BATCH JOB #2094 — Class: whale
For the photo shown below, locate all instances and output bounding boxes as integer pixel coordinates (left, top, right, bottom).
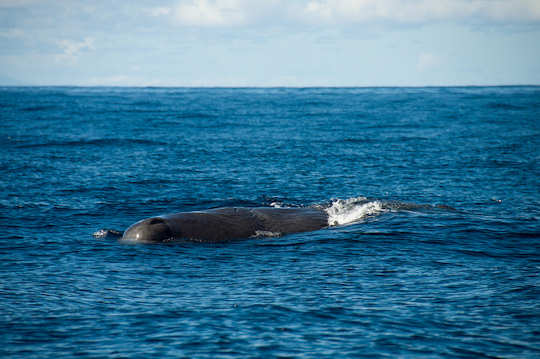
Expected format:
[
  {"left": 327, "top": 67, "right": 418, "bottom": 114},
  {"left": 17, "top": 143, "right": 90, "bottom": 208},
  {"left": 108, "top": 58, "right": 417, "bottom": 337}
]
[
  {"left": 92, "top": 198, "right": 459, "bottom": 242},
  {"left": 115, "top": 207, "right": 329, "bottom": 243}
]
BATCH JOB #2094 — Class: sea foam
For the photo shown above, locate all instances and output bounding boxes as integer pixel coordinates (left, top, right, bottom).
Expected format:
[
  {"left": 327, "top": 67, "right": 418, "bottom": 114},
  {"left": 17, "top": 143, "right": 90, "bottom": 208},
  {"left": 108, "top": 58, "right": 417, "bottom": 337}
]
[{"left": 325, "top": 197, "right": 385, "bottom": 226}]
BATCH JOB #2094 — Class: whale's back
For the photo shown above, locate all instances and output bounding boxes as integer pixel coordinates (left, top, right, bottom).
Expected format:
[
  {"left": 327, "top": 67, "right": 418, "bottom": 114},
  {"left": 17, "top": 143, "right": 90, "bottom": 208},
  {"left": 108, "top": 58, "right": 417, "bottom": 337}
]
[
  {"left": 250, "top": 207, "right": 328, "bottom": 235},
  {"left": 162, "top": 207, "right": 260, "bottom": 242},
  {"left": 159, "top": 207, "right": 329, "bottom": 242}
]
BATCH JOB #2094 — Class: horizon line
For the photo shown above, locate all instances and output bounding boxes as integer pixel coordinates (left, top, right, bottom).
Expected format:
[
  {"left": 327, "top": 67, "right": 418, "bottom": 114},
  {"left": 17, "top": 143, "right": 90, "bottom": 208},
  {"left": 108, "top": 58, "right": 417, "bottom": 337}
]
[{"left": 1, "top": 84, "right": 539, "bottom": 89}]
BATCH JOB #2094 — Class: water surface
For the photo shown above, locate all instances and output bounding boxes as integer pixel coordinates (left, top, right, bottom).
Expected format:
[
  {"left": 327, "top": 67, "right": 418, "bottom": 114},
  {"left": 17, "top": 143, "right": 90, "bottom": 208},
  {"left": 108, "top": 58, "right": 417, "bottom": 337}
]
[{"left": 1, "top": 87, "right": 539, "bottom": 358}]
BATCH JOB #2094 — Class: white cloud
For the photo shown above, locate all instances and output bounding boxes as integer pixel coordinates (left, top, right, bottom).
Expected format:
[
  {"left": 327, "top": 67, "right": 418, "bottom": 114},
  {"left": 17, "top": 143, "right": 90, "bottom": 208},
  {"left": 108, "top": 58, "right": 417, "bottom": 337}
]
[
  {"left": 56, "top": 37, "right": 94, "bottom": 63},
  {"left": 302, "top": 0, "right": 540, "bottom": 24},
  {"left": 161, "top": 0, "right": 540, "bottom": 26},
  {"left": 166, "top": 0, "right": 302, "bottom": 26},
  {"left": 174, "top": 0, "right": 248, "bottom": 26}
]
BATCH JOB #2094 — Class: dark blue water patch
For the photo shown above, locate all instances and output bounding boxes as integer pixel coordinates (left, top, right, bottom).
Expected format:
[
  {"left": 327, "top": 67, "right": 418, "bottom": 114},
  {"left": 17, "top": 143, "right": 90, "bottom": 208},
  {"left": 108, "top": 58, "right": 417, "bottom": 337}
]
[
  {"left": 20, "top": 104, "right": 59, "bottom": 112},
  {"left": 486, "top": 102, "right": 525, "bottom": 110},
  {"left": 16, "top": 138, "right": 167, "bottom": 149},
  {"left": 1, "top": 86, "right": 539, "bottom": 358},
  {"left": 507, "top": 231, "right": 540, "bottom": 239},
  {"left": 174, "top": 112, "right": 217, "bottom": 119}
]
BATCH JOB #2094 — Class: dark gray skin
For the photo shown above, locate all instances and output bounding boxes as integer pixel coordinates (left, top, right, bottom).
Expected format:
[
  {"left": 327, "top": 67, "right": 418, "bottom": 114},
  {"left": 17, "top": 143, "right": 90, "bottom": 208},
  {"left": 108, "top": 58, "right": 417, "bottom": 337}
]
[{"left": 121, "top": 207, "right": 329, "bottom": 243}]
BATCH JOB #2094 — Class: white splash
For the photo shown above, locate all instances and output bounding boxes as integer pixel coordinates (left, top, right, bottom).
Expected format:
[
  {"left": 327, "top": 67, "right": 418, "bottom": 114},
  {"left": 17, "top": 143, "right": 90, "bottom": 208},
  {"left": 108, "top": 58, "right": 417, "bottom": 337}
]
[
  {"left": 325, "top": 197, "right": 385, "bottom": 226},
  {"left": 92, "top": 229, "right": 108, "bottom": 238}
]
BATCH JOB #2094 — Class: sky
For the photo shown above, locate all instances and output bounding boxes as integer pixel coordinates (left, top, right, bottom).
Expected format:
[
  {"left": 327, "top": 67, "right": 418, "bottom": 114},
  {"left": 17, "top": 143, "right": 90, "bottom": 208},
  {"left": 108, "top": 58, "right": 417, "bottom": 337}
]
[{"left": 1, "top": 0, "right": 540, "bottom": 86}]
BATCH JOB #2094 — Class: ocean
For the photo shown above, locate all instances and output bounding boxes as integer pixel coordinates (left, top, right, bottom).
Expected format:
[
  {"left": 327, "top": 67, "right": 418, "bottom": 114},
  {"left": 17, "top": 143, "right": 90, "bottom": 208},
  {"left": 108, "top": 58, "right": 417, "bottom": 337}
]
[{"left": 1, "top": 86, "right": 539, "bottom": 358}]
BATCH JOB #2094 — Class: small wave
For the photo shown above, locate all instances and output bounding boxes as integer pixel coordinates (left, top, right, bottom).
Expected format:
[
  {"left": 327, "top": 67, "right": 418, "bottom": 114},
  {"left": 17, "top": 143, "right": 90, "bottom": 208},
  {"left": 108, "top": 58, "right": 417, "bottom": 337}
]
[
  {"left": 130, "top": 100, "right": 163, "bottom": 107},
  {"left": 299, "top": 100, "right": 332, "bottom": 107},
  {"left": 486, "top": 102, "right": 523, "bottom": 110},
  {"left": 325, "top": 197, "right": 385, "bottom": 226},
  {"left": 456, "top": 249, "right": 505, "bottom": 259},
  {"left": 342, "top": 137, "right": 378, "bottom": 144},
  {"left": 17, "top": 138, "right": 166, "bottom": 148},
  {"left": 21, "top": 105, "right": 57, "bottom": 112},
  {"left": 175, "top": 112, "right": 216, "bottom": 119}
]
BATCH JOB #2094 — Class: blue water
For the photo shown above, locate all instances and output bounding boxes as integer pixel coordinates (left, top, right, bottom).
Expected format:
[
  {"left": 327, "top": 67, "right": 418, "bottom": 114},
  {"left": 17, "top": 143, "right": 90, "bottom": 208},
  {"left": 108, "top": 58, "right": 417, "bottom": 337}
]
[{"left": 1, "top": 87, "right": 539, "bottom": 358}]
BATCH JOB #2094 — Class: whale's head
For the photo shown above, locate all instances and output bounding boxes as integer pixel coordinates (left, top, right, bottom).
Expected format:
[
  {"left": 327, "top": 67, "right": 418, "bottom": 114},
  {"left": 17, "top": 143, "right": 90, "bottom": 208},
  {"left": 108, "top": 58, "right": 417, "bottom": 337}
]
[{"left": 122, "top": 217, "right": 173, "bottom": 242}]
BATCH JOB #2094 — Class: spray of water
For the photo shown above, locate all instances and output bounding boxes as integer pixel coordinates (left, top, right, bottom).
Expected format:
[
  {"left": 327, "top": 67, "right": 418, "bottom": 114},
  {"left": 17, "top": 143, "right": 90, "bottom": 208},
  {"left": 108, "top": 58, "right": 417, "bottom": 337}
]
[{"left": 324, "top": 197, "right": 385, "bottom": 226}]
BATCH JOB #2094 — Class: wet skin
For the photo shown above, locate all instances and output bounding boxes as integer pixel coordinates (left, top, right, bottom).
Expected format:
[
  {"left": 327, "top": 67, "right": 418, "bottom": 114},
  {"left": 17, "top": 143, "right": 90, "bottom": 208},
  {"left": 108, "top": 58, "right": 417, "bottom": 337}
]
[{"left": 122, "top": 207, "right": 329, "bottom": 242}]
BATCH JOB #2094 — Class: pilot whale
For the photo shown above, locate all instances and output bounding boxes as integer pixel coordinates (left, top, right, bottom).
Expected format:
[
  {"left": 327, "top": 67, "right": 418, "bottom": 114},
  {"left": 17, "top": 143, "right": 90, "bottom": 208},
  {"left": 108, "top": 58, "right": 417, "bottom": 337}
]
[{"left": 115, "top": 207, "right": 329, "bottom": 243}]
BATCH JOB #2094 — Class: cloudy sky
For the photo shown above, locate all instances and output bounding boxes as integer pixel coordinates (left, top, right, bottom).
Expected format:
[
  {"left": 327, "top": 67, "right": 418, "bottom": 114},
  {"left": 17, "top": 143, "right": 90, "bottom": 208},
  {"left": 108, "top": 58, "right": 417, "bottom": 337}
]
[{"left": 1, "top": 0, "right": 539, "bottom": 86}]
